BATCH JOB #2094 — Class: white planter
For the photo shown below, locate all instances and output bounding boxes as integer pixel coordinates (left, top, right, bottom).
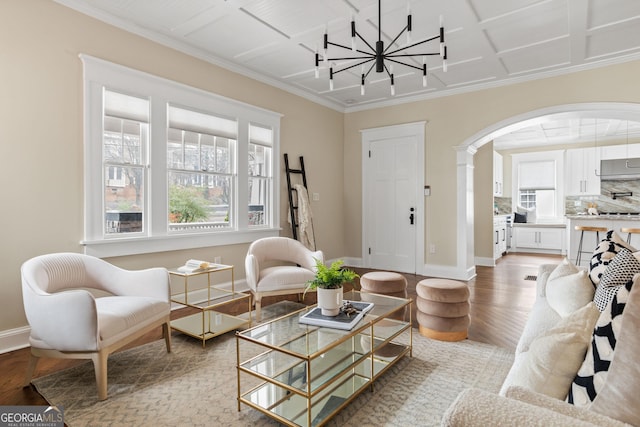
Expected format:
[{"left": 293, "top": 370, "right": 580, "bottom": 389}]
[{"left": 317, "top": 287, "right": 343, "bottom": 316}]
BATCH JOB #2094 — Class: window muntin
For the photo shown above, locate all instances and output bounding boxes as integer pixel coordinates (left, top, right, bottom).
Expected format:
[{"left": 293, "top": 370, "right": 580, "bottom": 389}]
[
  {"left": 248, "top": 124, "right": 273, "bottom": 227},
  {"left": 102, "top": 91, "right": 148, "bottom": 235}
]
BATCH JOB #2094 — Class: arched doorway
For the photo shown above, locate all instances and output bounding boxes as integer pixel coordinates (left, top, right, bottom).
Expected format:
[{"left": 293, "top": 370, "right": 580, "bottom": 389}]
[{"left": 455, "top": 102, "right": 640, "bottom": 277}]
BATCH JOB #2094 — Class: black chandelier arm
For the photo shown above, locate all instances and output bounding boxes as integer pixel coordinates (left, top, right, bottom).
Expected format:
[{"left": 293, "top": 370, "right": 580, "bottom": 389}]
[
  {"left": 327, "top": 40, "right": 376, "bottom": 57},
  {"left": 331, "top": 58, "right": 376, "bottom": 75},
  {"left": 384, "top": 57, "right": 425, "bottom": 72},
  {"left": 356, "top": 31, "right": 377, "bottom": 54},
  {"left": 386, "top": 52, "right": 442, "bottom": 59},
  {"left": 384, "top": 26, "right": 409, "bottom": 54},
  {"left": 326, "top": 55, "right": 375, "bottom": 62},
  {"left": 363, "top": 61, "right": 376, "bottom": 79},
  {"left": 385, "top": 34, "right": 442, "bottom": 56}
]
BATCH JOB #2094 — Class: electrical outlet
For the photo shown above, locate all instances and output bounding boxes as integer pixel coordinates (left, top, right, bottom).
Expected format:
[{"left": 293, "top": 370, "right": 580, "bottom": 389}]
[
  {"left": 429, "top": 244, "right": 436, "bottom": 254},
  {"left": 214, "top": 256, "right": 222, "bottom": 264},
  {"left": 312, "top": 193, "right": 320, "bottom": 201}
]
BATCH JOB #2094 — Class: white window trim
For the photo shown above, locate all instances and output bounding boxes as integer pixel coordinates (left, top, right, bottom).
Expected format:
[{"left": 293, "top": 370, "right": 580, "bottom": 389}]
[
  {"left": 511, "top": 150, "right": 565, "bottom": 223},
  {"left": 80, "top": 55, "right": 282, "bottom": 257}
]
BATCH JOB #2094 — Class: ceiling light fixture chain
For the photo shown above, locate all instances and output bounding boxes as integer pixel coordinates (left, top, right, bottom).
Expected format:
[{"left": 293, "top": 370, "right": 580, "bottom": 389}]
[{"left": 315, "top": 0, "right": 448, "bottom": 96}]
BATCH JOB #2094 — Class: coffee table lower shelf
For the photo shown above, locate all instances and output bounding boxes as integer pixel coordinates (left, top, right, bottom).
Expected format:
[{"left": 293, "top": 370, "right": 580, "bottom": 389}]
[{"left": 171, "top": 312, "right": 249, "bottom": 347}]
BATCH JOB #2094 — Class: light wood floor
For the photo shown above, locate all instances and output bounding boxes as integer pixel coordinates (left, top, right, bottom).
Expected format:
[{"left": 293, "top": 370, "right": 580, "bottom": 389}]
[{"left": 0, "top": 252, "right": 561, "bottom": 406}]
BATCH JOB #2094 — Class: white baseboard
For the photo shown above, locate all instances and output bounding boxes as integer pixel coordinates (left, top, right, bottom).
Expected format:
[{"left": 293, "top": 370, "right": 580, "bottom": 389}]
[
  {"left": 423, "top": 264, "right": 477, "bottom": 281},
  {"left": 0, "top": 326, "right": 30, "bottom": 354},
  {"left": 475, "top": 256, "right": 496, "bottom": 267}
]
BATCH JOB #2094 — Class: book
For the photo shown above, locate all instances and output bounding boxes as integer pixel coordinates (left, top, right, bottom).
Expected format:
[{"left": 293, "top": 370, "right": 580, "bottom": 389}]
[
  {"left": 298, "top": 301, "right": 374, "bottom": 330},
  {"left": 176, "top": 259, "right": 212, "bottom": 273}
]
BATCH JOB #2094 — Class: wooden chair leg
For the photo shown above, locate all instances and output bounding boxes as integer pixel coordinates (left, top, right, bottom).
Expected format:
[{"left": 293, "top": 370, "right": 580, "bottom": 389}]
[
  {"left": 92, "top": 351, "right": 109, "bottom": 401},
  {"left": 163, "top": 321, "right": 172, "bottom": 353},
  {"left": 255, "top": 295, "right": 262, "bottom": 322},
  {"left": 23, "top": 352, "right": 39, "bottom": 388}
]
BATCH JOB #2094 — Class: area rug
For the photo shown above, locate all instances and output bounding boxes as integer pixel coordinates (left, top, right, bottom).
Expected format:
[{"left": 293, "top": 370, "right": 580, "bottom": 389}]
[{"left": 32, "top": 303, "right": 514, "bottom": 427}]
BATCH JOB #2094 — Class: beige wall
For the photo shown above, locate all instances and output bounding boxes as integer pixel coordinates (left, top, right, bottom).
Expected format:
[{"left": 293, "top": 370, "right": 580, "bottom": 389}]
[
  {"left": 2, "top": 0, "right": 640, "bottom": 341},
  {"left": 343, "top": 60, "right": 640, "bottom": 270},
  {"left": 0, "top": 0, "right": 344, "bottom": 333}
]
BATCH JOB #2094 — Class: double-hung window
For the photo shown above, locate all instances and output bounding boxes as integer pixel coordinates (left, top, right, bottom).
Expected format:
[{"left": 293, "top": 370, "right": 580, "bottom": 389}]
[
  {"left": 512, "top": 151, "right": 564, "bottom": 222},
  {"left": 81, "top": 55, "right": 280, "bottom": 257}
]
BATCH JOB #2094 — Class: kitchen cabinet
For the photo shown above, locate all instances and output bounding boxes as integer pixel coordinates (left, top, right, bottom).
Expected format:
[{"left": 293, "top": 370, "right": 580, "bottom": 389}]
[
  {"left": 493, "top": 216, "right": 507, "bottom": 260},
  {"left": 599, "top": 143, "right": 640, "bottom": 160},
  {"left": 566, "top": 147, "right": 600, "bottom": 195},
  {"left": 513, "top": 225, "right": 565, "bottom": 254},
  {"left": 493, "top": 151, "right": 503, "bottom": 197}
]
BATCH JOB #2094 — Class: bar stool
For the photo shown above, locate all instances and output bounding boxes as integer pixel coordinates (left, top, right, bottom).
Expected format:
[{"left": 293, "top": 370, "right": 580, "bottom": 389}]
[
  {"left": 620, "top": 227, "right": 640, "bottom": 245},
  {"left": 575, "top": 225, "right": 608, "bottom": 265}
]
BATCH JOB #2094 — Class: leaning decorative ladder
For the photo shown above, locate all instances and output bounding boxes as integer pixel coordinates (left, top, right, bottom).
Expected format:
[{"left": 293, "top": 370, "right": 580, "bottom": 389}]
[{"left": 284, "top": 153, "right": 315, "bottom": 249}]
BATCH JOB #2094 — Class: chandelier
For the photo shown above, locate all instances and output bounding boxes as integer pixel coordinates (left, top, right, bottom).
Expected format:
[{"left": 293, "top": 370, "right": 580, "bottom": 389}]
[{"left": 315, "top": 0, "right": 448, "bottom": 96}]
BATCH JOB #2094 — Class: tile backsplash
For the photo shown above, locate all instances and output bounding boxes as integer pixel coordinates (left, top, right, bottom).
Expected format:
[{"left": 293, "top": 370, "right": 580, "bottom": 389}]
[
  {"left": 494, "top": 180, "right": 640, "bottom": 216},
  {"left": 566, "top": 179, "right": 640, "bottom": 214}
]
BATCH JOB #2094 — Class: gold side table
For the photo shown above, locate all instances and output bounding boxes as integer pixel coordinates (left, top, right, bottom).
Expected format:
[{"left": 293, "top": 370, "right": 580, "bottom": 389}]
[{"left": 169, "top": 264, "right": 251, "bottom": 347}]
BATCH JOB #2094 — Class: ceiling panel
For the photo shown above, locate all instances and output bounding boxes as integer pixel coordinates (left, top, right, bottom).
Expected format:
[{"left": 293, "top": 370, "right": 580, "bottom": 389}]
[
  {"left": 586, "top": 19, "right": 640, "bottom": 59},
  {"left": 500, "top": 38, "right": 570, "bottom": 75},
  {"left": 482, "top": 1, "right": 567, "bottom": 53}
]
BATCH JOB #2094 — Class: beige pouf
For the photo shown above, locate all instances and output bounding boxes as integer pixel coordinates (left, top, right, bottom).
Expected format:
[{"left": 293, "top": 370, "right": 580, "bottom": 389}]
[
  {"left": 416, "top": 278, "right": 470, "bottom": 342},
  {"left": 360, "top": 271, "right": 408, "bottom": 320}
]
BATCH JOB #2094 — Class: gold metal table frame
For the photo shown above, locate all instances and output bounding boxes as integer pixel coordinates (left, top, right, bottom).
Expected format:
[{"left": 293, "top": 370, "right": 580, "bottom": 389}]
[{"left": 236, "top": 291, "right": 412, "bottom": 427}]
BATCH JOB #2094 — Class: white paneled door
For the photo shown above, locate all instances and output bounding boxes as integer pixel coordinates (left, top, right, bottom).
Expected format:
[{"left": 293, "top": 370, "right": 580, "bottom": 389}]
[{"left": 362, "top": 123, "right": 425, "bottom": 274}]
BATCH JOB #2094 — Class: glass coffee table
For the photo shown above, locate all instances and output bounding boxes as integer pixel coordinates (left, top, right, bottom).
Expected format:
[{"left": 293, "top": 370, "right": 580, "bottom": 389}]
[{"left": 236, "top": 291, "right": 412, "bottom": 427}]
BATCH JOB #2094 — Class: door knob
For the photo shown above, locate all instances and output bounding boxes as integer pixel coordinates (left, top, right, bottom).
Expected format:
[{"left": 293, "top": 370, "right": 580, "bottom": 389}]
[{"left": 409, "top": 207, "right": 415, "bottom": 225}]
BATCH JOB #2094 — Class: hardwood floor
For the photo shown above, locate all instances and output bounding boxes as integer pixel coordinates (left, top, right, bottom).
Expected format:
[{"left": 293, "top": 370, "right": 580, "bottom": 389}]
[{"left": 0, "top": 252, "right": 561, "bottom": 407}]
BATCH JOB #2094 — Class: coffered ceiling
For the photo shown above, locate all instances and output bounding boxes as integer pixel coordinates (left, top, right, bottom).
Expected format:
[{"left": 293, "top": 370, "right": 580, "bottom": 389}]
[
  {"left": 54, "top": 0, "right": 640, "bottom": 149},
  {"left": 55, "top": 0, "right": 640, "bottom": 113}
]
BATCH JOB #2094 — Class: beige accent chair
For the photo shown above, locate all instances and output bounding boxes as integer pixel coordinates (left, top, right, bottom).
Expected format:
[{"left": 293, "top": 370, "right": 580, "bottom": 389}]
[
  {"left": 245, "top": 237, "right": 323, "bottom": 321},
  {"left": 21, "top": 253, "right": 172, "bottom": 400}
]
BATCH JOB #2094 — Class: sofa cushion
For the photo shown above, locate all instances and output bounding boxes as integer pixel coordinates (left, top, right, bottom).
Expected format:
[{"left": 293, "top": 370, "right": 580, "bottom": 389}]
[
  {"left": 589, "top": 273, "right": 640, "bottom": 426},
  {"left": 547, "top": 269, "right": 594, "bottom": 317},
  {"left": 567, "top": 276, "right": 635, "bottom": 407},
  {"left": 589, "top": 231, "right": 635, "bottom": 287},
  {"left": 500, "top": 303, "right": 599, "bottom": 399},
  {"left": 593, "top": 248, "right": 640, "bottom": 311}
]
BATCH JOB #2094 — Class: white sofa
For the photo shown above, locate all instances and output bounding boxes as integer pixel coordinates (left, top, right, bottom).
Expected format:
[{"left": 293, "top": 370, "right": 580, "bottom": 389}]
[{"left": 442, "top": 262, "right": 640, "bottom": 426}]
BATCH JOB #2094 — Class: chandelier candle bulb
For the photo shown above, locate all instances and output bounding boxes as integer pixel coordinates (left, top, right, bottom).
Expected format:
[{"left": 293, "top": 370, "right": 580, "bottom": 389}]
[
  {"left": 351, "top": 17, "right": 356, "bottom": 51},
  {"left": 407, "top": 5, "right": 412, "bottom": 44}
]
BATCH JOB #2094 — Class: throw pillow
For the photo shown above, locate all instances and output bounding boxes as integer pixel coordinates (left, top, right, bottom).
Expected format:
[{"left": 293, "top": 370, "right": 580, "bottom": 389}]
[
  {"left": 547, "top": 258, "right": 579, "bottom": 283},
  {"left": 566, "top": 277, "right": 635, "bottom": 407},
  {"left": 589, "top": 274, "right": 640, "bottom": 426},
  {"left": 500, "top": 303, "right": 599, "bottom": 399},
  {"left": 589, "top": 230, "right": 635, "bottom": 287},
  {"left": 547, "top": 270, "right": 595, "bottom": 317},
  {"left": 593, "top": 248, "right": 640, "bottom": 311}
]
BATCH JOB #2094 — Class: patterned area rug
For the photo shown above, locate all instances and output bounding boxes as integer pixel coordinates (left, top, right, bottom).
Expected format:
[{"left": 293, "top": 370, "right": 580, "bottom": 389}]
[{"left": 32, "top": 302, "right": 514, "bottom": 427}]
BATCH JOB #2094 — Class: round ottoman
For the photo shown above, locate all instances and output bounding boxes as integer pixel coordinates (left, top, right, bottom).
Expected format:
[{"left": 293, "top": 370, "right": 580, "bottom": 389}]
[
  {"left": 360, "top": 271, "right": 408, "bottom": 320},
  {"left": 416, "top": 278, "right": 470, "bottom": 342}
]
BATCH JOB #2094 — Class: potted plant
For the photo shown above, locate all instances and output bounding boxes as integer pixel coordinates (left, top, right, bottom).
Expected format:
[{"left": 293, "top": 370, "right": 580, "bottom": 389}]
[{"left": 306, "top": 259, "right": 359, "bottom": 316}]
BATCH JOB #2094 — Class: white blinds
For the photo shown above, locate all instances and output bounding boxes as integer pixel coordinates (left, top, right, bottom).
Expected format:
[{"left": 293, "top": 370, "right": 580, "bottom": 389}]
[
  {"left": 104, "top": 89, "right": 149, "bottom": 123},
  {"left": 168, "top": 105, "right": 237, "bottom": 139},
  {"left": 249, "top": 124, "right": 273, "bottom": 146},
  {"left": 519, "top": 160, "right": 556, "bottom": 190}
]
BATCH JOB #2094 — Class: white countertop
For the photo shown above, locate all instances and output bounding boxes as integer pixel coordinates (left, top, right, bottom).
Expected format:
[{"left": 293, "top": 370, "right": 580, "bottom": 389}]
[
  {"left": 512, "top": 223, "right": 566, "bottom": 228},
  {"left": 566, "top": 214, "right": 640, "bottom": 221}
]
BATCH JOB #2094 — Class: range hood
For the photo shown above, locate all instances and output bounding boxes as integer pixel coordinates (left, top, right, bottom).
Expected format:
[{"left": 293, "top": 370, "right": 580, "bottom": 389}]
[{"left": 600, "top": 158, "right": 640, "bottom": 180}]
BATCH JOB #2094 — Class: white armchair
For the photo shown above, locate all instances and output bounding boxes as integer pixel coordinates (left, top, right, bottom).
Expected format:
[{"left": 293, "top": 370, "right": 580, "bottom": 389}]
[
  {"left": 21, "top": 253, "right": 171, "bottom": 400},
  {"left": 245, "top": 237, "right": 323, "bottom": 320}
]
